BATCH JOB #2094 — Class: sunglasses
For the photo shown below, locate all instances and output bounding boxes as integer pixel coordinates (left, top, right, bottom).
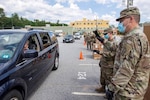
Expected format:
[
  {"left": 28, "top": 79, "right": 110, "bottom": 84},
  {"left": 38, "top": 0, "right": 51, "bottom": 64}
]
[{"left": 120, "top": 16, "right": 131, "bottom": 23}]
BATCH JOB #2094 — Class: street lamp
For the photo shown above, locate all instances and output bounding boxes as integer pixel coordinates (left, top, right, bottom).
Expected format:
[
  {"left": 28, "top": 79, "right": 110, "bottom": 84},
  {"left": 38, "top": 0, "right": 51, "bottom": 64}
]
[
  {"left": 96, "top": 17, "right": 98, "bottom": 30},
  {"left": 122, "top": 0, "right": 133, "bottom": 8},
  {"left": 94, "top": 15, "right": 98, "bottom": 30}
]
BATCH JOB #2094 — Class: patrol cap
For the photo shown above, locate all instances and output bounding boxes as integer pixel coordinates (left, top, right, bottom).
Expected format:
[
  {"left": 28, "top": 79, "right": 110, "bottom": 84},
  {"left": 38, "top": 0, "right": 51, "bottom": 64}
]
[
  {"left": 116, "top": 7, "right": 140, "bottom": 21},
  {"left": 103, "top": 28, "right": 113, "bottom": 35}
]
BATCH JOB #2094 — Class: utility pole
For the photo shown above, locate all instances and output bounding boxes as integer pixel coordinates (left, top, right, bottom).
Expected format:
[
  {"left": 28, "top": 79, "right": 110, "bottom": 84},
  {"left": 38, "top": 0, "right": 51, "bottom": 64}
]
[
  {"left": 96, "top": 18, "right": 98, "bottom": 30},
  {"left": 95, "top": 15, "right": 98, "bottom": 30},
  {"left": 122, "top": 0, "right": 126, "bottom": 6},
  {"left": 127, "top": 0, "right": 133, "bottom": 8}
]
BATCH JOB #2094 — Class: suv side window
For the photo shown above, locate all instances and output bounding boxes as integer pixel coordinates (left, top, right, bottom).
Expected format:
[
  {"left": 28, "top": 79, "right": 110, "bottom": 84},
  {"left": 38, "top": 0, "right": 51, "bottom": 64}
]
[
  {"left": 17, "top": 34, "right": 40, "bottom": 64},
  {"left": 48, "top": 32, "right": 57, "bottom": 44},
  {"left": 28, "top": 35, "right": 41, "bottom": 52},
  {"left": 39, "top": 32, "right": 51, "bottom": 49}
]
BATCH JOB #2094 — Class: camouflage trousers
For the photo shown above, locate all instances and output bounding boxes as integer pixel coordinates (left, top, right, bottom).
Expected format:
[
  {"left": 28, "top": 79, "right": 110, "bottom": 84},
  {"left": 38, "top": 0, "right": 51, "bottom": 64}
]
[
  {"left": 114, "top": 94, "right": 144, "bottom": 100},
  {"left": 87, "top": 42, "right": 92, "bottom": 50},
  {"left": 100, "top": 67, "right": 113, "bottom": 86}
]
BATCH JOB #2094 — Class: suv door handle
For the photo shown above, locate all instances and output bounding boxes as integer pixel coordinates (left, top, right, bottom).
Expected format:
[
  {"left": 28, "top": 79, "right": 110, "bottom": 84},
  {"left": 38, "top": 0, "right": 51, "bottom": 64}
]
[{"left": 16, "top": 60, "right": 27, "bottom": 67}]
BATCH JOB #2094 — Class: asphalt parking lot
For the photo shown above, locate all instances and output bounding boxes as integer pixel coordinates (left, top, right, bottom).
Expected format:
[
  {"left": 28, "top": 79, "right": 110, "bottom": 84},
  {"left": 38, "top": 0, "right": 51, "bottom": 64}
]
[{"left": 28, "top": 36, "right": 106, "bottom": 100}]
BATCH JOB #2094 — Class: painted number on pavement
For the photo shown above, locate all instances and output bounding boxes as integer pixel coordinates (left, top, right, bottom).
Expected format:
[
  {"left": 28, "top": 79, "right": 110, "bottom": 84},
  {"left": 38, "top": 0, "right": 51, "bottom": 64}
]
[{"left": 77, "top": 72, "right": 86, "bottom": 79}]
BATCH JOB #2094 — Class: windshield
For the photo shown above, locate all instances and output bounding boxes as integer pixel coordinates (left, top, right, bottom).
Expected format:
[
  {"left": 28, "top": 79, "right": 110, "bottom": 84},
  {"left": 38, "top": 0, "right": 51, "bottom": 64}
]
[
  {"left": 0, "top": 32, "right": 25, "bottom": 63},
  {"left": 75, "top": 34, "right": 80, "bottom": 36},
  {"left": 65, "top": 35, "right": 73, "bottom": 38}
]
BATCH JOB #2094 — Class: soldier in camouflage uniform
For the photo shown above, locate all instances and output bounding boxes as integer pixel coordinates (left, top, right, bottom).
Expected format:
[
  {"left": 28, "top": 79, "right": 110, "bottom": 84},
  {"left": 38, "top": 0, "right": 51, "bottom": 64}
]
[
  {"left": 86, "top": 33, "right": 92, "bottom": 50},
  {"left": 83, "top": 32, "right": 87, "bottom": 43},
  {"left": 107, "top": 7, "right": 150, "bottom": 100},
  {"left": 90, "top": 33, "right": 96, "bottom": 50},
  {"left": 94, "top": 28, "right": 118, "bottom": 93}
]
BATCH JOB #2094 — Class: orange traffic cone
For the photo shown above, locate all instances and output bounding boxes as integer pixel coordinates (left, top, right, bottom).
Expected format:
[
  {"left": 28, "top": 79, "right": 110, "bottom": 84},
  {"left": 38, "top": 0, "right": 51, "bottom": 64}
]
[{"left": 79, "top": 51, "right": 84, "bottom": 60}]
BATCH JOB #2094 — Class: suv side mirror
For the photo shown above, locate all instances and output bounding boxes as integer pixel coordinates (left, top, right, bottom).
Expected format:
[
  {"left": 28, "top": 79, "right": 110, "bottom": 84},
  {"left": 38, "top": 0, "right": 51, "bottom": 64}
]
[{"left": 23, "top": 49, "right": 38, "bottom": 58}]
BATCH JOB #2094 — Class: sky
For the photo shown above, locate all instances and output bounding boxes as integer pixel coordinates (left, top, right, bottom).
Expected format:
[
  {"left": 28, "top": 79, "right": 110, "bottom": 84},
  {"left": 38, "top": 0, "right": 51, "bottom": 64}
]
[{"left": 0, "top": 0, "right": 150, "bottom": 26}]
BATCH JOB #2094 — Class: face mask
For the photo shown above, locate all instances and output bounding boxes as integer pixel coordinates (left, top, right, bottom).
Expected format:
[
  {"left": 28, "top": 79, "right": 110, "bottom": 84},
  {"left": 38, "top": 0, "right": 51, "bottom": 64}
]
[
  {"left": 118, "top": 22, "right": 126, "bottom": 33},
  {"left": 104, "top": 34, "right": 109, "bottom": 39}
]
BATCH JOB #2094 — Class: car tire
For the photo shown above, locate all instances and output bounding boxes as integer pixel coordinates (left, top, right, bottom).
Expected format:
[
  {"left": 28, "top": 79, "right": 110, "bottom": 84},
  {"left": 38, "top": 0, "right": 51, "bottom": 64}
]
[
  {"left": 2, "top": 89, "right": 23, "bottom": 100},
  {"left": 52, "top": 53, "right": 59, "bottom": 70}
]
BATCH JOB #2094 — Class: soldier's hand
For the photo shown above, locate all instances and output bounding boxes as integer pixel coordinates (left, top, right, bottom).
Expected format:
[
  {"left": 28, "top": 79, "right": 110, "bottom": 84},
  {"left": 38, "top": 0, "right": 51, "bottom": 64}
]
[
  {"left": 93, "top": 30, "right": 99, "bottom": 36},
  {"left": 106, "top": 89, "right": 114, "bottom": 100},
  {"left": 93, "top": 50, "right": 100, "bottom": 54},
  {"left": 93, "top": 30, "right": 104, "bottom": 44}
]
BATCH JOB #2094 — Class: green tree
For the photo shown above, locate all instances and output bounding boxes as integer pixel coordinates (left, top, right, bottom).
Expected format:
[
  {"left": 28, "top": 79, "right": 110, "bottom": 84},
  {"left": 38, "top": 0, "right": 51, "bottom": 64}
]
[
  {"left": 0, "top": 7, "right": 68, "bottom": 29},
  {"left": 0, "top": 8, "right": 5, "bottom": 17},
  {"left": 0, "top": 8, "right": 6, "bottom": 29}
]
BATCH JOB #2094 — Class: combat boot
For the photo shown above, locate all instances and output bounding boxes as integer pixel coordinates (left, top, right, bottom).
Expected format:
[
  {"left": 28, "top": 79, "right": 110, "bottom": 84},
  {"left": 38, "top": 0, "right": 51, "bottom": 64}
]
[{"left": 95, "top": 86, "right": 105, "bottom": 93}]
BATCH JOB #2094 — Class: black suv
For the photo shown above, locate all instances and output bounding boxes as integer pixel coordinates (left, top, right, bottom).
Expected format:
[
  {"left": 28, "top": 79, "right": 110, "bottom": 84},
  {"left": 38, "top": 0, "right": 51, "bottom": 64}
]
[{"left": 0, "top": 29, "right": 59, "bottom": 100}]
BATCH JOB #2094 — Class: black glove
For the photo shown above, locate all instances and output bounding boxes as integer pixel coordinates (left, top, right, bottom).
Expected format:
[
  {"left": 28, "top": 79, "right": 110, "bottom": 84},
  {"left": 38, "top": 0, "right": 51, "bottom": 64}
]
[
  {"left": 93, "top": 30, "right": 99, "bottom": 37},
  {"left": 93, "top": 50, "right": 100, "bottom": 54},
  {"left": 106, "top": 89, "right": 114, "bottom": 100},
  {"left": 93, "top": 30, "right": 104, "bottom": 44}
]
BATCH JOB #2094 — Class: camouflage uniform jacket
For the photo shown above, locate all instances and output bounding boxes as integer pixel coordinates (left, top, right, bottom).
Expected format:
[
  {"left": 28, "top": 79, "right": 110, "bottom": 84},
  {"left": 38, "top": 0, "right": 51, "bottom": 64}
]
[
  {"left": 108, "top": 27, "right": 150, "bottom": 99},
  {"left": 90, "top": 34, "right": 96, "bottom": 43},
  {"left": 100, "top": 39, "right": 118, "bottom": 68},
  {"left": 85, "top": 34, "right": 92, "bottom": 43}
]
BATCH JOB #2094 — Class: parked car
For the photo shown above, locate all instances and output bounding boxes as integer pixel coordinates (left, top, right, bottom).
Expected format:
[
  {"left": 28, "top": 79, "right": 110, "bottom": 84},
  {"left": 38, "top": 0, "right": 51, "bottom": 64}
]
[
  {"left": 54, "top": 32, "right": 61, "bottom": 37},
  {"left": 54, "top": 32, "right": 63, "bottom": 37},
  {"left": 74, "top": 33, "right": 81, "bottom": 39},
  {"left": 0, "top": 29, "right": 59, "bottom": 100},
  {"left": 63, "top": 34, "right": 75, "bottom": 43}
]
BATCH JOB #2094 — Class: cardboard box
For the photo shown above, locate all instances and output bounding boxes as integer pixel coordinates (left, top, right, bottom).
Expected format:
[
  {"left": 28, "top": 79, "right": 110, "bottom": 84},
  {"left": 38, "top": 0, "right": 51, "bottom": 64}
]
[
  {"left": 143, "top": 23, "right": 150, "bottom": 100},
  {"left": 93, "top": 43, "right": 103, "bottom": 50},
  {"left": 92, "top": 42, "right": 103, "bottom": 60},
  {"left": 93, "top": 52, "right": 101, "bottom": 60},
  {"left": 93, "top": 43, "right": 100, "bottom": 50},
  {"left": 144, "top": 23, "right": 150, "bottom": 43}
]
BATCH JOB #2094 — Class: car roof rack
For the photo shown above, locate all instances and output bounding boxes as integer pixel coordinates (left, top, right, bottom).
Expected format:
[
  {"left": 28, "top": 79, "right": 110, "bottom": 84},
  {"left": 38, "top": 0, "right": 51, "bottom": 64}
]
[{"left": 28, "top": 28, "right": 45, "bottom": 31}]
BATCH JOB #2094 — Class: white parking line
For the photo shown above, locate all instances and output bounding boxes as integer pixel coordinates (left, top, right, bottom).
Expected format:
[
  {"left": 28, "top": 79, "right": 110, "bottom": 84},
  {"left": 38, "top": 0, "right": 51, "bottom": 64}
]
[{"left": 72, "top": 92, "right": 105, "bottom": 96}]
